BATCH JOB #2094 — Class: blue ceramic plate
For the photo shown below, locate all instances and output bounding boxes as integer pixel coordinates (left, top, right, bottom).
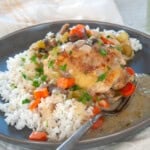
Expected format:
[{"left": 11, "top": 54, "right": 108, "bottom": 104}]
[{"left": 0, "top": 20, "right": 150, "bottom": 150}]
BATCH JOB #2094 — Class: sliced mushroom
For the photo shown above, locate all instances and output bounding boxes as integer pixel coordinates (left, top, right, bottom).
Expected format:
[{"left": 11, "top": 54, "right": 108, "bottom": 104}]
[
  {"left": 59, "top": 23, "right": 70, "bottom": 35},
  {"left": 69, "top": 35, "right": 80, "bottom": 42},
  {"left": 44, "top": 38, "right": 57, "bottom": 50},
  {"left": 47, "top": 84, "right": 69, "bottom": 95},
  {"left": 86, "top": 37, "right": 98, "bottom": 46}
]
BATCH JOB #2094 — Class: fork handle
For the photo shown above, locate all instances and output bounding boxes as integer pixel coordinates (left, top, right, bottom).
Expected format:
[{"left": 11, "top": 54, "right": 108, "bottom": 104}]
[{"left": 56, "top": 113, "right": 103, "bottom": 150}]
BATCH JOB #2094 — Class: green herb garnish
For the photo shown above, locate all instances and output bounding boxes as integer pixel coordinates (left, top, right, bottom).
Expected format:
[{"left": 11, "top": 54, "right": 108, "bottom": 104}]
[
  {"left": 32, "top": 79, "right": 40, "bottom": 87},
  {"left": 30, "top": 55, "right": 37, "bottom": 63},
  {"left": 99, "top": 49, "right": 107, "bottom": 56},
  {"left": 32, "top": 73, "right": 47, "bottom": 87},
  {"left": 79, "top": 92, "right": 92, "bottom": 104},
  {"left": 70, "top": 85, "right": 81, "bottom": 91},
  {"left": 41, "top": 75, "right": 47, "bottom": 82},
  {"left": 35, "top": 67, "right": 43, "bottom": 75},
  {"left": 97, "top": 73, "right": 107, "bottom": 82},
  {"left": 69, "top": 50, "right": 73, "bottom": 55},
  {"left": 59, "top": 64, "right": 67, "bottom": 71},
  {"left": 22, "top": 98, "right": 30, "bottom": 104},
  {"left": 22, "top": 73, "right": 27, "bottom": 79},
  {"left": 107, "top": 35, "right": 111, "bottom": 38},
  {"left": 48, "top": 60, "right": 55, "bottom": 68},
  {"left": 42, "top": 54, "right": 48, "bottom": 59}
]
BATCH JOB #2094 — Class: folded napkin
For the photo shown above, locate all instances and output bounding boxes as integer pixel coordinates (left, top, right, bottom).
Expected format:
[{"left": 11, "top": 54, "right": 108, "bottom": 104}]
[
  {"left": 0, "top": 0, "right": 149, "bottom": 150},
  {"left": 0, "top": 0, "right": 123, "bottom": 37}
]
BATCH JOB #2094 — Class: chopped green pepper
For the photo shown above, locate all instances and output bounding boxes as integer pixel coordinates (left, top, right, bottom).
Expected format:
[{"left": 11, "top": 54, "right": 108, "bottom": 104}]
[
  {"left": 106, "top": 35, "right": 111, "bottom": 38},
  {"left": 51, "top": 46, "right": 59, "bottom": 56},
  {"left": 115, "top": 46, "right": 122, "bottom": 51}
]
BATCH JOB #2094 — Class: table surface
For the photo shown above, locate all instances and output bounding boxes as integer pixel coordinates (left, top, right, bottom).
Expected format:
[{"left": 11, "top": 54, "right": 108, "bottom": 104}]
[
  {"left": 115, "top": 0, "right": 150, "bottom": 34},
  {"left": 0, "top": 0, "right": 149, "bottom": 150}
]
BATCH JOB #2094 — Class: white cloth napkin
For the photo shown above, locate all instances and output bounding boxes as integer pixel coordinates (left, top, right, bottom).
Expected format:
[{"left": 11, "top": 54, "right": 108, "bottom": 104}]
[
  {"left": 0, "top": 0, "right": 149, "bottom": 150},
  {"left": 0, "top": 0, "right": 123, "bottom": 37}
]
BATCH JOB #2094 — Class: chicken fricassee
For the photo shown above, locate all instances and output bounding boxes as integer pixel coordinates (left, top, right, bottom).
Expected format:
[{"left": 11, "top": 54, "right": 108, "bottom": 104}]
[
  {"left": 0, "top": 24, "right": 138, "bottom": 142},
  {"left": 30, "top": 24, "right": 136, "bottom": 105}
]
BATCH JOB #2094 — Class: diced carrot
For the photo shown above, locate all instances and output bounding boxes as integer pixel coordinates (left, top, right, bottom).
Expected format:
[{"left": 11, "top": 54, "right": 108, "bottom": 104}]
[
  {"left": 69, "top": 24, "right": 85, "bottom": 38},
  {"left": 126, "top": 67, "right": 135, "bottom": 76},
  {"left": 29, "top": 131, "right": 47, "bottom": 141},
  {"left": 92, "top": 106, "right": 104, "bottom": 129},
  {"left": 92, "top": 106, "right": 101, "bottom": 116},
  {"left": 98, "top": 100, "right": 110, "bottom": 109},
  {"left": 92, "top": 117, "right": 104, "bottom": 129},
  {"left": 29, "top": 99, "right": 41, "bottom": 110},
  {"left": 57, "top": 77, "right": 75, "bottom": 89},
  {"left": 120, "top": 82, "right": 136, "bottom": 97},
  {"left": 29, "top": 87, "right": 49, "bottom": 110},
  {"left": 101, "top": 36, "right": 114, "bottom": 45},
  {"left": 34, "top": 87, "right": 49, "bottom": 100}
]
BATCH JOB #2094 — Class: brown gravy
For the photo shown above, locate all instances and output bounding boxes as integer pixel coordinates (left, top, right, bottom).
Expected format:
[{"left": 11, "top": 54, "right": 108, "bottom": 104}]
[{"left": 83, "top": 74, "right": 150, "bottom": 139}]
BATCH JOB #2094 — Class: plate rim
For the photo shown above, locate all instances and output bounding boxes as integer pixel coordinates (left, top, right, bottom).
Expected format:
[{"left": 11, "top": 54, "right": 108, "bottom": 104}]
[{"left": 0, "top": 20, "right": 150, "bottom": 41}]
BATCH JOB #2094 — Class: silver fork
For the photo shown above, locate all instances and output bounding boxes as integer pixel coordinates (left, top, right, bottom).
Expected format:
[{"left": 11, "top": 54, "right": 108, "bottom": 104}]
[{"left": 56, "top": 86, "right": 136, "bottom": 150}]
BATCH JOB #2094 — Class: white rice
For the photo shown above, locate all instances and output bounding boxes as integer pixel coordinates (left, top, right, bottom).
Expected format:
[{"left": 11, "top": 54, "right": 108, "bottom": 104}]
[
  {"left": 0, "top": 26, "right": 142, "bottom": 141},
  {"left": 130, "top": 38, "right": 142, "bottom": 51},
  {"left": 0, "top": 50, "right": 93, "bottom": 140}
]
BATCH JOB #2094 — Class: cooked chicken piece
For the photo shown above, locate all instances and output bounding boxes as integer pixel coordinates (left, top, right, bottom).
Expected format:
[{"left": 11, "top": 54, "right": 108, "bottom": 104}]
[
  {"left": 43, "top": 41, "right": 128, "bottom": 95},
  {"left": 74, "top": 40, "right": 86, "bottom": 48},
  {"left": 90, "top": 67, "right": 123, "bottom": 94},
  {"left": 112, "top": 69, "right": 129, "bottom": 90},
  {"left": 90, "top": 66, "right": 130, "bottom": 95}
]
